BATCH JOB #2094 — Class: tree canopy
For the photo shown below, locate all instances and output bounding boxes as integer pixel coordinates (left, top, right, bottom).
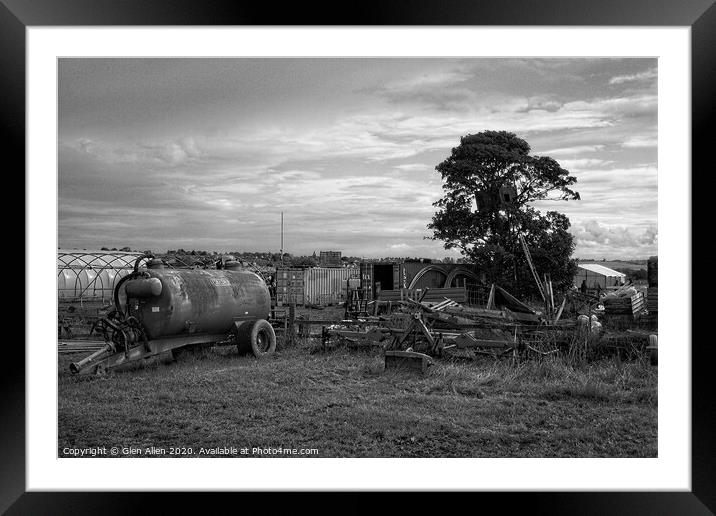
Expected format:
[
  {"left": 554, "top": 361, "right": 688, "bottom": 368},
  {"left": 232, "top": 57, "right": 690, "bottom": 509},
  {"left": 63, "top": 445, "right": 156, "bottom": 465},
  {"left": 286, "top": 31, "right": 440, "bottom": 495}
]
[{"left": 428, "top": 131, "right": 580, "bottom": 295}]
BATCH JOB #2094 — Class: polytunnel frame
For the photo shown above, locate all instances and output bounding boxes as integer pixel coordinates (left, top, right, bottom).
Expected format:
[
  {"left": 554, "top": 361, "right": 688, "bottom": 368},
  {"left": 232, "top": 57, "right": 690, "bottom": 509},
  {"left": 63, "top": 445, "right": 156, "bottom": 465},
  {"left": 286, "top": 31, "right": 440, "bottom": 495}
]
[{"left": 57, "top": 251, "right": 149, "bottom": 302}]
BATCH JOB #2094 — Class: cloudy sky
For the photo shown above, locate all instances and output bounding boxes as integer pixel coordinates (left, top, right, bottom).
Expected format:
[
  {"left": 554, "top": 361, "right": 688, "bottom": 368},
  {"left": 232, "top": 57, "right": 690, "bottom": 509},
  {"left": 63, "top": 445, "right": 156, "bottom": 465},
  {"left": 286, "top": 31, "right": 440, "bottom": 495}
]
[{"left": 58, "top": 58, "right": 657, "bottom": 259}]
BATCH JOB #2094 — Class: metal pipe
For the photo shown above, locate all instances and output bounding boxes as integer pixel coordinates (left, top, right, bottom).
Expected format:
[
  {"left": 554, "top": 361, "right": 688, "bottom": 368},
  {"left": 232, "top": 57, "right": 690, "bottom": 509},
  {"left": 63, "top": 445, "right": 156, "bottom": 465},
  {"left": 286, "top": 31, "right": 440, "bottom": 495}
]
[
  {"left": 133, "top": 254, "right": 154, "bottom": 273},
  {"left": 113, "top": 273, "right": 135, "bottom": 316},
  {"left": 69, "top": 344, "right": 112, "bottom": 374}
]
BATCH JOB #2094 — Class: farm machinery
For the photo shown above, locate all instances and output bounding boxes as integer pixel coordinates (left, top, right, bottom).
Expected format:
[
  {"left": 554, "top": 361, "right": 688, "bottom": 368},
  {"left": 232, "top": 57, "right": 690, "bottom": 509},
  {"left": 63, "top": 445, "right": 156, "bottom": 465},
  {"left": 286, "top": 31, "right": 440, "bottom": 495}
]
[{"left": 70, "top": 256, "right": 276, "bottom": 375}]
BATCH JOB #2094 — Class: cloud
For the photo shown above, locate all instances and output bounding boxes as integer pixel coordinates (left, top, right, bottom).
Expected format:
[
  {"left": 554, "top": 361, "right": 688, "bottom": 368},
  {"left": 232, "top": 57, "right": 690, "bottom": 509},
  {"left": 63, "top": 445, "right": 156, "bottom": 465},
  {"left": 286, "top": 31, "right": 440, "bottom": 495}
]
[
  {"left": 58, "top": 58, "right": 658, "bottom": 258},
  {"left": 393, "top": 163, "right": 432, "bottom": 172},
  {"left": 621, "top": 135, "right": 657, "bottom": 148},
  {"left": 525, "top": 96, "right": 564, "bottom": 112},
  {"left": 609, "top": 68, "right": 658, "bottom": 85},
  {"left": 558, "top": 158, "right": 613, "bottom": 170},
  {"left": 572, "top": 221, "right": 658, "bottom": 258},
  {"left": 539, "top": 144, "right": 607, "bottom": 156},
  {"left": 64, "top": 136, "right": 204, "bottom": 166},
  {"left": 61, "top": 88, "right": 657, "bottom": 177}
]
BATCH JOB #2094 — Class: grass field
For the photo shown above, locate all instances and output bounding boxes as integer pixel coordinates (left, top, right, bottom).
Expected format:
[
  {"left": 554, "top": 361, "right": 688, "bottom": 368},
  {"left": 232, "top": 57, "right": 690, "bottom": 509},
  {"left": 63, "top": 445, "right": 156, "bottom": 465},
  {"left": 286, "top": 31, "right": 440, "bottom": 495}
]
[{"left": 58, "top": 338, "right": 657, "bottom": 458}]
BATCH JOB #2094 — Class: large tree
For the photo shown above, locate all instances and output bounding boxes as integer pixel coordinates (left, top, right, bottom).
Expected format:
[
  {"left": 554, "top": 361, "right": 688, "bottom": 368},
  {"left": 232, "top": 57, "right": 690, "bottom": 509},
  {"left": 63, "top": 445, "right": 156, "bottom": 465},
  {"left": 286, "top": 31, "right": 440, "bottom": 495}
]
[{"left": 428, "top": 131, "right": 580, "bottom": 296}]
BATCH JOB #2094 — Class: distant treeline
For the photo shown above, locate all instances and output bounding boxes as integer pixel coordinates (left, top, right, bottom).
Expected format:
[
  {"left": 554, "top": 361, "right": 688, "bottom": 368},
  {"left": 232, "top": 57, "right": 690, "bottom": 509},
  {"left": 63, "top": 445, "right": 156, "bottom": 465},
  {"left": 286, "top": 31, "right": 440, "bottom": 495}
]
[{"left": 98, "top": 247, "right": 469, "bottom": 267}]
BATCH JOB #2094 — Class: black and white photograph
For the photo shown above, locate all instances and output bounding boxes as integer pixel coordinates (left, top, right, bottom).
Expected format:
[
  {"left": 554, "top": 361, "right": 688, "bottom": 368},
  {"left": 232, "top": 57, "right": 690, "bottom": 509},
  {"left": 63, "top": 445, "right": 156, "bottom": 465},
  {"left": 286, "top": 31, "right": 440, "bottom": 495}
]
[
  {"left": 56, "top": 57, "right": 660, "bottom": 459},
  {"left": 5, "top": 0, "right": 707, "bottom": 507}
]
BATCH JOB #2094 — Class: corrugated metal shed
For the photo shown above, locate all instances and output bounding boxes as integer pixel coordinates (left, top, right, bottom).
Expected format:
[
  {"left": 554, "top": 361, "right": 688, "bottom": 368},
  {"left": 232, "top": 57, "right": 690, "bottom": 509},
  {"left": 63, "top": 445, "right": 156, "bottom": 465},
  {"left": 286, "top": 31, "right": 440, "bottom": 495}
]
[
  {"left": 577, "top": 263, "right": 627, "bottom": 277},
  {"left": 574, "top": 263, "right": 626, "bottom": 289},
  {"left": 276, "top": 267, "right": 360, "bottom": 306},
  {"left": 304, "top": 267, "right": 359, "bottom": 305}
]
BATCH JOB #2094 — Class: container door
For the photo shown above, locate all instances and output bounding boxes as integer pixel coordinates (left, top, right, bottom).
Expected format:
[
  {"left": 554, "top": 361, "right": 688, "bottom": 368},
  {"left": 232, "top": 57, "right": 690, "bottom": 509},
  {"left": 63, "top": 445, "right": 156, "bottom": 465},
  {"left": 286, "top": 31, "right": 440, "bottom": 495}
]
[
  {"left": 276, "top": 268, "right": 305, "bottom": 306},
  {"left": 360, "top": 262, "right": 373, "bottom": 299}
]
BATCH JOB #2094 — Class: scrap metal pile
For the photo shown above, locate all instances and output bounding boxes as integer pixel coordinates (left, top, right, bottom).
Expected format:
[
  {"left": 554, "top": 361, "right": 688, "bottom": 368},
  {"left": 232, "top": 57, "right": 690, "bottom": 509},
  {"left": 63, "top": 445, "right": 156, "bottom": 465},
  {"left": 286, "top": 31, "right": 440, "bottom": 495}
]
[{"left": 321, "top": 284, "right": 575, "bottom": 360}]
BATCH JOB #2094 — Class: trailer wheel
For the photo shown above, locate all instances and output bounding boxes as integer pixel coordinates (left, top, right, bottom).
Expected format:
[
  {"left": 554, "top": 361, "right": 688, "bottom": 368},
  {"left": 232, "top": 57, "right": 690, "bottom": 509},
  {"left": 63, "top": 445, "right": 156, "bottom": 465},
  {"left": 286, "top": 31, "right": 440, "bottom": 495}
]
[{"left": 237, "top": 319, "right": 276, "bottom": 357}]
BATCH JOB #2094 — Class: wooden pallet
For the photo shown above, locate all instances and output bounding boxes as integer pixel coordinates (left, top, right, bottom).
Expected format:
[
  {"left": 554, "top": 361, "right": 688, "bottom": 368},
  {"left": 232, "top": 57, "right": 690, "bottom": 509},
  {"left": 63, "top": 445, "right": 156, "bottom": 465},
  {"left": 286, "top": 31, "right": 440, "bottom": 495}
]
[
  {"left": 647, "top": 287, "right": 658, "bottom": 313},
  {"left": 604, "top": 291, "right": 645, "bottom": 316}
]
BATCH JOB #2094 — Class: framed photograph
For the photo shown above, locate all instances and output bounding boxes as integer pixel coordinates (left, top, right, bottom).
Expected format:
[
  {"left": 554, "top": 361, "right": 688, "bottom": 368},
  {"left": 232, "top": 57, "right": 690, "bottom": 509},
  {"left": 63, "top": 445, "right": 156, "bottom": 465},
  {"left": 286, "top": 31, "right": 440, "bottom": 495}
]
[{"left": 9, "top": 0, "right": 710, "bottom": 512}]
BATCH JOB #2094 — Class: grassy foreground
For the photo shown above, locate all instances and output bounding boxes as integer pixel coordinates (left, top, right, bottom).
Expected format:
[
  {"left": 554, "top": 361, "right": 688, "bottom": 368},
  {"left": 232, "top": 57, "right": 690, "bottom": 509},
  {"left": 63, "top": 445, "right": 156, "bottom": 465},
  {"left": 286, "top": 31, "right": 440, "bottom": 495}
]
[{"left": 58, "top": 340, "right": 657, "bottom": 458}]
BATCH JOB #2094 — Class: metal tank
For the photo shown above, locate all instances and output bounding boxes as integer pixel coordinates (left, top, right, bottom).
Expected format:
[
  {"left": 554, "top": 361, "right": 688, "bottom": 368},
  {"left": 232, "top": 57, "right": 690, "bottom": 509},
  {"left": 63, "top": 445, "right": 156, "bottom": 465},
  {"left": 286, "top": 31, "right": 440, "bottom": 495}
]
[
  {"left": 70, "top": 256, "right": 276, "bottom": 375},
  {"left": 122, "top": 268, "right": 270, "bottom": 339}
]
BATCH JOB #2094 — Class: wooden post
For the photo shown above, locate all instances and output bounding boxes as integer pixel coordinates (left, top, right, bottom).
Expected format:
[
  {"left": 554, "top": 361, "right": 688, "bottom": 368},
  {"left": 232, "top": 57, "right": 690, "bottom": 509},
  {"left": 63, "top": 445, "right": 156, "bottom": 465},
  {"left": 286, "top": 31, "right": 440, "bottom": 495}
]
[
  {"left": 374, "top": 282, "right": 381, "bottom": 315},
  {"left": 520, "top": 233, "right": 545, "bottom": 302},
  {"left": 554, "top": 297, "right": 566, "bottom": 323},
  {"left": 486, "top": 283, "right": 495, "bottom": 310}
]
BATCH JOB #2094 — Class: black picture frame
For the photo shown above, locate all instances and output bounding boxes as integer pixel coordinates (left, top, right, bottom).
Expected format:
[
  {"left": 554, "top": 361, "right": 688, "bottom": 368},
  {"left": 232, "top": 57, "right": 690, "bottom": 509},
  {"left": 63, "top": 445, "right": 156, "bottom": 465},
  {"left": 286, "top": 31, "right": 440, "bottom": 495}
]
[{"left": 7, "top": 0, "right": 711, "bottom": 513}]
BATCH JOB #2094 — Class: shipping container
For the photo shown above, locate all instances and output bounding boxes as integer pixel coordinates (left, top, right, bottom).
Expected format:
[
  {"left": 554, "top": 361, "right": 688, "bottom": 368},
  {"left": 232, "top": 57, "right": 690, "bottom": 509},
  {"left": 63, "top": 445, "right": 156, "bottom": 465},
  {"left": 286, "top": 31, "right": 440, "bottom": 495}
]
[
  {"left": 358, "top": 261, "right": 480, "bottom": 300},
  {"left": 360, "top": 262, "right": 400, "bottom": 300},
  {"left": 275, "top": 268, "right": 305, "bottom": 305},
  {"left": 303, "top": 267, "right": 360, "bottom": 305}
]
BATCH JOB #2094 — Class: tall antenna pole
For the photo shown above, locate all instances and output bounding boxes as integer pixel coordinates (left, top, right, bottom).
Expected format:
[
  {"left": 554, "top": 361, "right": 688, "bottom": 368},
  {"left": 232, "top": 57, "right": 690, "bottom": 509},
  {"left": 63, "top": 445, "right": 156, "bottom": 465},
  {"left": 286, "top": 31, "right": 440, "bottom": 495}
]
[{"left": 280, "top": 211, "right": 284, "bottom": 266}]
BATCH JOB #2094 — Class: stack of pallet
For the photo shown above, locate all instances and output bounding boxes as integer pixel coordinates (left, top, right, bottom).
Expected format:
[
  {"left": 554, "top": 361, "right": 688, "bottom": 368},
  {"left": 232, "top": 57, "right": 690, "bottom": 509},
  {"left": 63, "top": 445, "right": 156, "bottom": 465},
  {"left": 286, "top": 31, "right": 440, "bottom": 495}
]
[
  {"left": 604, "top": 291, "right": 645, "bottom": 328},
  {"left": 647, "top": 256, "right": 658, "bottom": 314},
  {"left": 647, "top": 287, "right": 658, "bottom": 314}
]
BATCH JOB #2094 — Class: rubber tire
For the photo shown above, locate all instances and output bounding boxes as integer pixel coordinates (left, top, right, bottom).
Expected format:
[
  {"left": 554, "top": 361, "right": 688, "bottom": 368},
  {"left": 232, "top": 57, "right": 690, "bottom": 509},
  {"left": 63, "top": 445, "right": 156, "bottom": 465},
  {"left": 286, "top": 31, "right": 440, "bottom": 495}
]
[{"left": 237, "top": 319, "right": 276, "bottom": 357}]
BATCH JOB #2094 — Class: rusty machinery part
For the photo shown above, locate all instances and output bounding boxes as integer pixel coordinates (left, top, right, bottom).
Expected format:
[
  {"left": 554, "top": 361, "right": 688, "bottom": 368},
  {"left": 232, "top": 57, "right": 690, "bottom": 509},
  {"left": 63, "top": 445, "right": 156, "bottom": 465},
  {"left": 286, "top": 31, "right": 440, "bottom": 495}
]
[
  {"left": 94, "top": 310, "right": 149, "bottom": 352},
  {"left": 71, "top": 266, "right": 273, "bottom": 374},
  {"left": 70, "top": 310, "right": 149, "bottom": 374},
  {"left": 133, "top": 253, "right": 154, "bottom": 272},
  {"left": 235, "top": 319, "right": 276, "bottom": 357},
  {"left": 125, "top": 269, "right": 270, "bottom": 338}
]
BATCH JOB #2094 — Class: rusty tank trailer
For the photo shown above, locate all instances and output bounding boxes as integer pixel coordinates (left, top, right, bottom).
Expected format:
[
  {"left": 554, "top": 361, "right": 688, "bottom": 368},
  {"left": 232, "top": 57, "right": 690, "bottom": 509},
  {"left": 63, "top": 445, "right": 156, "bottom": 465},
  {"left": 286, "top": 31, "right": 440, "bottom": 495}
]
[{"left": 70, "top": 257, "right": 276, "bottom": 375}]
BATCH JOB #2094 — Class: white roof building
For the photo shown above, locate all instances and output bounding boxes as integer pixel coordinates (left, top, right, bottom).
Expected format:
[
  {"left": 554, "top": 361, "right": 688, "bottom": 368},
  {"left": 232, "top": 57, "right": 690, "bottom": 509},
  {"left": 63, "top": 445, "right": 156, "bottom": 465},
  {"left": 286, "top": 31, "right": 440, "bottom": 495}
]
[{"left": 574, "top": 263, "right": 626, "bottom": 289}]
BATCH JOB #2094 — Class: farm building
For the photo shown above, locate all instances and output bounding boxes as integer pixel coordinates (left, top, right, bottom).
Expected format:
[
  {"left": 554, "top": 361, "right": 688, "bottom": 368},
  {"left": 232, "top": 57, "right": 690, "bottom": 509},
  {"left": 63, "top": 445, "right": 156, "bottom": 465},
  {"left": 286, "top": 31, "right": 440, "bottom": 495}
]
[
  {"left": 573, "top": 263, "right": 627, "bottom": 289},
  {"left": 319, "top": 251, "right": 342, "bottom": 268}
]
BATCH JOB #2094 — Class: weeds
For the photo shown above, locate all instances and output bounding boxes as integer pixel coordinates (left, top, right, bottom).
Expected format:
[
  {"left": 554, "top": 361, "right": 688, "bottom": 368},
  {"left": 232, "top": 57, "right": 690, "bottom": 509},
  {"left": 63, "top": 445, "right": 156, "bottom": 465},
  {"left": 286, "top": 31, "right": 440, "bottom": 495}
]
[{"left": 58, "top": 325, "right": 657, "bottom": 457}]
